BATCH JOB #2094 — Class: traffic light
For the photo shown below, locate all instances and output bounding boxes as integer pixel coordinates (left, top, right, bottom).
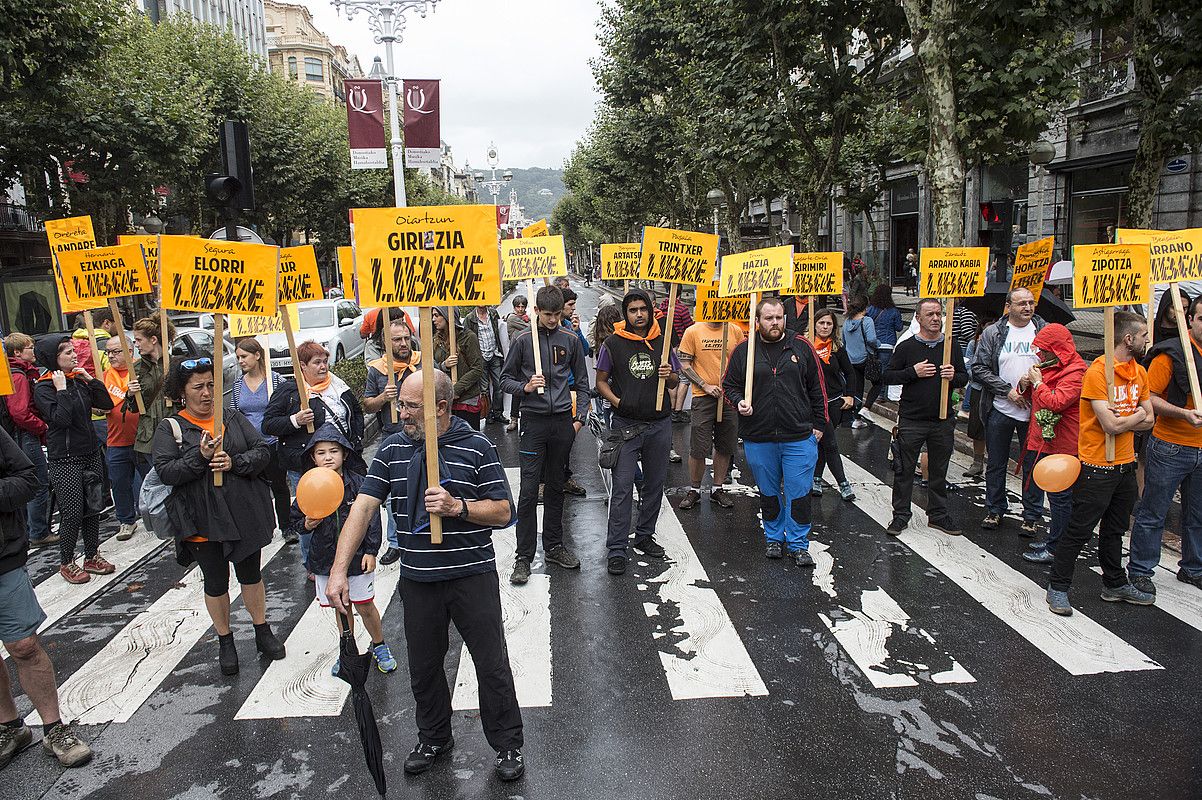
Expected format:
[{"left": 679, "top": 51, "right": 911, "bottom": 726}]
[
  {"left": 978, "top": 199, "right": 1013, "bottom": 231},
  {"left": 204, "top": 174, "right": 242, "bottom": 205}
]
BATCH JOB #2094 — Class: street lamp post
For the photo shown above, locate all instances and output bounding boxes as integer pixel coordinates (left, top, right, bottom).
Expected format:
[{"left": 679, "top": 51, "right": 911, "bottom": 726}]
[
  {"left": 587, "top": 240, "right": 593, "bottom": 278},
  {"left": 706, "top": 188, "right": 724, "bottom": 240},
  {"left": 475, "top": 142, "right": 513, "bottom": 230},
  {"left": 334, "top": 0, "right": 440, "bottom": 207},
  {"left": 1028, "top": 140, "right": 1056, "bottom": 244}
]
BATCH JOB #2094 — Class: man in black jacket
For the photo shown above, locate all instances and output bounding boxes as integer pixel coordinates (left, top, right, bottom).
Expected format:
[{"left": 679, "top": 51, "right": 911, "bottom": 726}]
[
  {"left": 593, "top": 290, "right": 681, "bottom": 575},
  {"left": 884, "top": 298, "right": 969, "bottom": 536},
  {"left": 0, "top": 428, "right": 93, "bottom": 770},
  {"left": 722, "top": 296, "right": 828, "bottom": 567},
  {"left": 462, "top": 305, "right": 508, "bottom": 426}
]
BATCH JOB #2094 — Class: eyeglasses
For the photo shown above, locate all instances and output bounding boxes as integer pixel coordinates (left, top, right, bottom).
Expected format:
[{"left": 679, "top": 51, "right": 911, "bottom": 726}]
[
  {"left": 397, "top": 400, "right": 424, "bottom": 411},
  {"left": 181, "top": 358, "right": 213, "bottom": 370}
]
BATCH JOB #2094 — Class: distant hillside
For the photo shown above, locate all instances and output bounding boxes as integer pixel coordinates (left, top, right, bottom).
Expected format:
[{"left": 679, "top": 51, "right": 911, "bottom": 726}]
[{"left": 504, "top": 167, "right": 565, "bottom": 223}]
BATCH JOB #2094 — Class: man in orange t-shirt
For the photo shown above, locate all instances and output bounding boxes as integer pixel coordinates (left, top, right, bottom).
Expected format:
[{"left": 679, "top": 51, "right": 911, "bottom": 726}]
[
  {"left": 1046, "top": 311, "right": 1155, "bottom": 616},
  {"left": 677, "top": 320, "right": 745, "bottom": 509},
  {"left": 103, "top": 339, "right": 141, "bottom": 542},
  {"left": 1127, "top": 294, "right": 1202, "bottom": 594}
]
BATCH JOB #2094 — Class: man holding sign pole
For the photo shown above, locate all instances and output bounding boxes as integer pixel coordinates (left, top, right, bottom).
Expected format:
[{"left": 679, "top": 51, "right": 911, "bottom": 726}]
[{"left": 677, "top": 313, "right": 744, "bottom": 510}]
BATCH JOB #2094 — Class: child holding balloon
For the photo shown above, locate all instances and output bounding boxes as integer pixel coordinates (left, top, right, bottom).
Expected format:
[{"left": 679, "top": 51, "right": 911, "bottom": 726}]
[{"left": 289, "top": 424, "right": 397, "bottom": 674}]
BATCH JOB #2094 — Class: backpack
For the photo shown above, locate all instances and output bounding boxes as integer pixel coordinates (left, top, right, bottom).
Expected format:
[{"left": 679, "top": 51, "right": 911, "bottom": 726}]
[
  {"left": 139, "top": 418, "right": 183, "bottom": 541},
  {"left": 71, "top": 337, "right": 98, "bottom": 377}
]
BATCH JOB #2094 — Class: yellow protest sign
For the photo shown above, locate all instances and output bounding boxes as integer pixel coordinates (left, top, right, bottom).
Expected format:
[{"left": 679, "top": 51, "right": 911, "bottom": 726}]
[
  {"left": 696, "top": 282, "right": 750, "bottom": 322},
  {"left": 337, "top": 246, "right": 355, "bottom": 297},
  {"left": 1072, "top": 243, "right": 1151, "bottom": 308},
  {"left": 1009, "top": 236, "right": 1055, "bottom": 299},
  {"left": 117, "top": 234, "right": 161, "bottom": 284},
  {"left": 278, "top": 245, "right": 323, "bottom": 305},
  {"left": 229, "top": 305, "right": 300, "bottom": 338},
  {"left": 522, "top": 219, "right": 549, "bottom": 238},
  {"left": 500, "top": 235, "right": 568, "bottom": 282},
  {"left": 601, "top": 243, "right": 641, "bottom": 281},
  {"left": 1146, "top": 229, "right": 1202, "bottom": 284},
  {"left": 351, "top": 205, "right": 501, "bottom": 307},
  {"left": 920, "top": 247, "right": 989, "bottom": 298},
  {"left": 55, "top": 243, "right": 154, "bottom": 307},
  {"left": 159, "top": 237, "right": 279, "bottom": 316},
  {"left": 718, "top": 245, "right": 792, "bottom": 297},
  {"left": 45, "top": 216, "right": 98, "bottom": 313},
  {"left": 0, "top": 349, "right": 13, "bottom": 397},
  {"left": 790, "top": 252, "right": 843, "bottom": 296},
  {"left": 639, "top": 226, "right": 718, "bottom": 285},
  {"left": 1115, "top": 228, "right": 1164, "bottom": 245}
]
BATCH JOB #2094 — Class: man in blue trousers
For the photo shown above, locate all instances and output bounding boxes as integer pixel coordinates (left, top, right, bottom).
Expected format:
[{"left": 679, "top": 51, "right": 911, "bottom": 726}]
[{"left": 722, "top": 296, "right": 828, "bottom": 566}]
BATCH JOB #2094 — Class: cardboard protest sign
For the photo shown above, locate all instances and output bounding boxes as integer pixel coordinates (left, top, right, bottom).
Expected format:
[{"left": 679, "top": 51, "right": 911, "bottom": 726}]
[
  {"left": 45, "top": 216, "right": 99, "bottom": 314},
  {"left": 337, "top": 246, "right": 356, "bottom": 299},
  {"left": 1145, "top": 228, "right": 1202, "bottom": 284},
  {"left": 351, "top": 205, "right": 500, "bottom": 307},
  {"left": 790, "top": 252, "right": 843, "bottom": 296},
  {"left": 278, "top": 245, "right": 323, "bottom": 305},
  {"left": 1072, "top": 243, "right": 1151, "bottom": 309},
  {"left": 696, "top": 282, "right": 750, "bottom": 323},
  {"left": 229, "top": 305, "right": 301, "bottom": 338},
  {"left": 601, "top": 243, "right": 641, "bottom": 282},
  {"left": 522, "top": 218, "right": 549, "bottom": 238},
  {"left": 159, "top": 237, "right": 279, "bottom": 317},
  {"left": 1009, "top": 237, "right": 1055, "bottom": 300},
  {"left": 1114, "top": 228, "right": 1164, "bottom": 245},
  {"left": 718, "top": 245, "right": 792, "bottom": 297},
  {"left": 639, "top": 226, "right": 718, "bottom": 285},
  {"left": 117, "top": 234, "right": 163, "bottom": 284},
  {"left": 0, "top": 349, "right": 14, "bottom": 397},
  {"left": 500, "top": 236, "right": 569, "bottom": 282},
  {"left": 919, "top": 247, "right": 989, "bottom": 298},
  {"left": 54, "top": 243, "right": 154, "bottom": 307}
]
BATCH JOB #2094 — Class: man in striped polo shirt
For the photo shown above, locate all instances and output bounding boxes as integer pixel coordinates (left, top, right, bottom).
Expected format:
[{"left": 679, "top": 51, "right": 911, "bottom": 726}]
[{"left": 327, "top": 369, "right": 524, "bottom": 782}]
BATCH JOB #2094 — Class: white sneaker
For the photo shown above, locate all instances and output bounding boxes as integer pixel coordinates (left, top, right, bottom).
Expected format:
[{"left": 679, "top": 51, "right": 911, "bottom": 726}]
[
  {"left": 858, "top": 407, "right": 872, "bottom": 420},
  {"left": 116, "top": 523, "right": 136, "bottom": 541},
  {"left": 851, "top": 419, "right": 869, "bottom": 429}
]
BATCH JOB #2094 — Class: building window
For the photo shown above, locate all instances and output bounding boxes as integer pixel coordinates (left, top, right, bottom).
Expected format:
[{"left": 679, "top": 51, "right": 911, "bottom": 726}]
[
  {"left": 305, "top": 57, "right": 324, "bottom": 82},
  {"left": 288, "top": 56, "right": 297, "bottom": 79}
]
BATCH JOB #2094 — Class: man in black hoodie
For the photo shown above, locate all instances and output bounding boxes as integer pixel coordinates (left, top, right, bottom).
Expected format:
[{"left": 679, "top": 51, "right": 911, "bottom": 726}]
[
  {"left": 0, "top": 427, "right": 93, "bottom": 770},
  {"left": 884, "top": 298, "right": 969, "bottom": 536},
  {"left": 722, "top": 296, "right": 828, "bottom": 567},
  {"left": 594, "top": 290, "right": 681, "bottom": 575}
]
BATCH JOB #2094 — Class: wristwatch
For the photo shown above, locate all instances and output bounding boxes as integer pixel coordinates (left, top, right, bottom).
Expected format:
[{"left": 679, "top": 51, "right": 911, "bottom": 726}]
[{"left": 458, "top": 498, "right": 470, "bottom": 520}]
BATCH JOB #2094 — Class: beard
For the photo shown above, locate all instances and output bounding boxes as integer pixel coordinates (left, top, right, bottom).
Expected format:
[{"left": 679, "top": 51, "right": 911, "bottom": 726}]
[{"left": 760, "top": 325, "right": 784, "bottom": 342}]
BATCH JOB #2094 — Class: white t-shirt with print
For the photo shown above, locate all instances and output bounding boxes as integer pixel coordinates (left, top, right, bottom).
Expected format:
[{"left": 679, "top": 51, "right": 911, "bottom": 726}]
[{"left": 992, "top": 321, "right": 1039, "bottom": 421}]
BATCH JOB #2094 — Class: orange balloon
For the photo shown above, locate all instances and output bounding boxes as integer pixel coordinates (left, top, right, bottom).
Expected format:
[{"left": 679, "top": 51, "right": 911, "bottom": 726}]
[
  {"left": 296, "top": 467, "right": 344, "bottom": 519},
  {"left": 1033, "top": 454, "right": 1081, "bottom": 493}
]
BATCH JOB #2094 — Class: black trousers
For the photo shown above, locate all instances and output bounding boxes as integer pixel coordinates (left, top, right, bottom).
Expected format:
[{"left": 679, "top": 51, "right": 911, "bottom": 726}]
[
  {"left": 265, "top": 444, "right": 291, "bottom": 529},
  {"left": 815, "top": 402, "right": 847, "bottom": 484},
  {"left": 400, "top": 571, "right": 523, "bottom": 751},
  {"left": 516, "top": 412, "right": 575, "bottom": 561},
  {"left": 1048, "top": 464, "right": 1138, "bottom": 592},
  {"left": 891, "top": 417, "right": 955, "bottom": 523}
]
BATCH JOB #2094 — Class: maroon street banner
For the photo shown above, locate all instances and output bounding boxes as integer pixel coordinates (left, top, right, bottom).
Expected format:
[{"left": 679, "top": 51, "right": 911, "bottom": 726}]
[
  {"left": 403, "top": 79, "right": 441, "bottom": 168},
  {"left": 345, "top": 79, "right": 387, "bottom": 170},
  {"left": 496, "top": 205, "right": 510, "bottom": 227}
]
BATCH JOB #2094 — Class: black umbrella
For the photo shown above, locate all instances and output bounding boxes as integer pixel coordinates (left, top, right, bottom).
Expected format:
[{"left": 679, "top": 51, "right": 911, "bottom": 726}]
[
  {"left": 336, "top": 610, "right": 387, "bottom": 798},
  {"left": 958, "top": 280, "right": 1077, "bottom": 326}
]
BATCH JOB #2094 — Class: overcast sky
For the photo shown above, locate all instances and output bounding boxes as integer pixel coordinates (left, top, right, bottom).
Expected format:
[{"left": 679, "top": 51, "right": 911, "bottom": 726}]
[{"left": 304, "top": 0, "right": 603, "bottom": 170}]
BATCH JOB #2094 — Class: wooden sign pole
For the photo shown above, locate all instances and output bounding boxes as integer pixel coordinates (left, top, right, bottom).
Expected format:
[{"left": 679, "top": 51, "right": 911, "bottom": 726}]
[
  {"left": 212, "top": 312, "right": 225, "bottom": 487},
  {"left": 383, "top": 308, "right": 398, "bottom": 423},
  {"left": 108, "top": 298, "right": 144, "bottom": 413},
  {"left": 157, "top": 235, "right": 171, "bottom": 407},
  {"left": 806, "top": 296, "right": 815, "bottom": 340},
  {"left": 716, "top": 323, "right": 728, "bottom": 423},
  {"left": 81, "top": 310, "right": 104, "bottom": 381},
  {"left": 528, "top": 280, "right": 544, "bottom": 394},
  {"left": 624, "top": 280, "right": 630, "bottom": 294},
  {"left": 744, "top": 293, "right": 759, "bottom": 406},
  {"left": 419, "top": 307, "right": 443, "bottom": 544},
  {"left": 655, "top": 282, "right": 677, "bottom": 411},
  {"left": 280, "top": 308, "right": 313, "bottom": 434},
  {"left": 447, "top": 310, "right": 459, "bottom": 385},
  {"left": 1169, "top": 283, "right": 1202, "bottom": 409},
  {"left": 939, "top": 298, "right": 955, "bottom": 420},
  {"left": 1104, "top": 305, "right": 1116, "bottom": 462}
]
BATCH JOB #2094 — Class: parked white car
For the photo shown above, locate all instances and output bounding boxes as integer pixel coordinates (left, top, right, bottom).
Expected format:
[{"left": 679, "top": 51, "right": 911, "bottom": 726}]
[{"left": 259, "top": 299, "right": 366, "bottom": 371}]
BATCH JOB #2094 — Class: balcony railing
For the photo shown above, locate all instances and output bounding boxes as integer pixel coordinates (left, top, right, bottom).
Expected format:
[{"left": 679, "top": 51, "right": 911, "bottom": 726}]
[
  {"left": 0, "top": 203, "right": 42, "bottom": 232},
  {"left": 1077, "top": 54, "right": 1133, "bottom": 104}
]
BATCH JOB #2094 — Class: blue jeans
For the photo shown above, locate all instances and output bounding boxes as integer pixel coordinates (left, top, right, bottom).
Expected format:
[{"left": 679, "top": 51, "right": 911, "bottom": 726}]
[
  {"left": 17, "top": 431, "right": 50, "bottom": 541},
  {"left": 1128, "top": 435, "right": 1202, "bottom": 579},
  {"left": 984, "top": 408, "right": 1043, "bottom": 521},
  {"left": 743, "top": 436, "right": 819, "bottom": 552},
  {"left": 106, "top": 445, "right": 146, "bottom": 525},
  {"left": 1024, "top": 451, "right": 1072, "bottom": 553}
]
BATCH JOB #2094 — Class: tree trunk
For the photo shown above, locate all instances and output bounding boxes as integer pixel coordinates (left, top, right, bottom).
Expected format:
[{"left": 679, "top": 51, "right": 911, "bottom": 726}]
[
  {"left": 720, "top": 179, "right": 745, "bottom": 253},
  {"left": 794, "top": 194, "right": 821, "bottom": 252},
  {"left": 902, "top": 0, "right": 966, "bottom": 247},
  {"left": 1126, "top": 0, "right": 1163, "bottom": 229}
]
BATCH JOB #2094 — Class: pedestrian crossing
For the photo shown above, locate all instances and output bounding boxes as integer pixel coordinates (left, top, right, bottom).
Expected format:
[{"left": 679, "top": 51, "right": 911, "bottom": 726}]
[{"left": 17, "top": 445, "right": 1202, "bottom": 731}]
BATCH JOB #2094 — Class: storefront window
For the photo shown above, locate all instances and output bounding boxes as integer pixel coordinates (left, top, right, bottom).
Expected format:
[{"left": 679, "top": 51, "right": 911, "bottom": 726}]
[{"left": 1069, "top": 162, "right": 1131, "bottom": 246}]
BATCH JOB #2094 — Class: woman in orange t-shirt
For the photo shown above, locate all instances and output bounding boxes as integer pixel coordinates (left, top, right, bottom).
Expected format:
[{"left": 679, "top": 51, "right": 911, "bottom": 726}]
[{"left": 810, "top": 309, "right": 857, "bottom": 501}]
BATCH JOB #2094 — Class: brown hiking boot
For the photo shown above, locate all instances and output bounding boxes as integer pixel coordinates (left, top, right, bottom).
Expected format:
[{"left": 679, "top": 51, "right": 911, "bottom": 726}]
[
  {"left": 59, "top": 563, "right": 90, "bottom": 584},
  {"left": 678, "top": 489, "right": 701, "bottom": 510}
]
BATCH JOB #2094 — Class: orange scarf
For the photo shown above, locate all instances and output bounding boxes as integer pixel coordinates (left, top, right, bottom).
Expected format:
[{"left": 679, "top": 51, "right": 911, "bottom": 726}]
[
  {"left": 178, "top": 410, "right": 215, "bottom": 437},
  {"left": 613, "top": 319, "right": 663, "bottom": 349},
  {"left": 368, "top": 350, "right": 421, "bottom": 376},
  {"left": 813, "top": 336, "right": 833, "bottom": 364},
  {"left": 306, "top": 375, "right": 332, "bottom": 394}
]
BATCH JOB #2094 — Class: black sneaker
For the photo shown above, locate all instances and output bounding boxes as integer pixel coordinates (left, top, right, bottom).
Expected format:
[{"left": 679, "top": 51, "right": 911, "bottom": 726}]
[
  {"left": 607, "top": 555, "right": 627, "bottom": 575},
  {"left": 379, "top": 547, "right": 401, "bottom": 566},
  {"left": 886, "top": 518, "right": 907, "bottom": 536},
  {"left": 1130, "top": 575, "right": 1156, "bottom": 596},
  {"left": 282, "top": 528, "right": 299, "bottom": 544},
  {"left": 404, "top": 738, "right": 454, "bottom": 775},
  {"left": 495, "top": 748, "right": 525, "bottom": 781},
  {"left": 710, "top": 488, "right": 735, "bottom": 508},
  {"left": 765, "top": 541, "right": 783, "bottom": 559},
  {"left": 678, "top": 488, "right": 701, "bottom": 510},
  {"left": 562, "top": 478, "right": 587, "bottom": 497},
  {"left": 928, "top": 518, "right": 962, "bottom": 536},
  {"left": 793, "top": 549, "right": 815, "bottom": 568},
  {"left": 1177, "top": 570, "right": 1202, "bottom": 590},
  {"left": 632, "top": 537, "right": 666, "bottom": 558},
  {"left": 510, "top": 558, "right": 531, "bottom": 585},
  {"left": 544, "top": 545, "right": 581, "bottom": 569},
  {"left": 981, "top": 513, "right": 1001, "bottom": 530}
]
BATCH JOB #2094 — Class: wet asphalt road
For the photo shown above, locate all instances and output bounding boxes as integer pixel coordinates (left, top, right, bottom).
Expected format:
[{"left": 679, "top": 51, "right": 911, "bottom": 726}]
[{"left": 6, "top": 280, "right": 1202, "bottom": 800}]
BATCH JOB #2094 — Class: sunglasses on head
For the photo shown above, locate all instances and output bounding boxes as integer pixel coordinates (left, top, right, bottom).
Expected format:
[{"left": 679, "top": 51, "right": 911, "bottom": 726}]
[{"left": 181, "top": 358, "right": 213, "bottom": 370}]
